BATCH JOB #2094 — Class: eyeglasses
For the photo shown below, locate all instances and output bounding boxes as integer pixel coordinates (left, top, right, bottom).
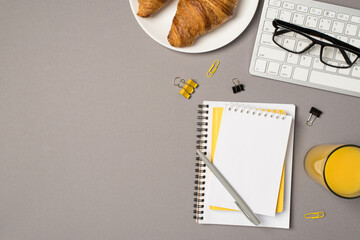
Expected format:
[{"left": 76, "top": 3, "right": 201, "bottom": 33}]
[{"left": 272, "top": 19, "right": 360, "bottom": 69}]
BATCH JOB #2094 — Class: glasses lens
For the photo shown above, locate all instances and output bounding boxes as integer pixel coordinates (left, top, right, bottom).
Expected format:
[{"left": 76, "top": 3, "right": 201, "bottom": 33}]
[
  {"left": 321, "top": 46, "right": 358, "bottom": 68},
  {"left": 273, "top": 27, "right": 313, "bottom": 53}
]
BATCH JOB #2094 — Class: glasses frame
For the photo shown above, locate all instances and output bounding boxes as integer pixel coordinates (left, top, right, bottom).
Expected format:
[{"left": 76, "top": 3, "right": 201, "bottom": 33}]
[{"left": 272, "top": 19, "right": 360, "bottom": 69}]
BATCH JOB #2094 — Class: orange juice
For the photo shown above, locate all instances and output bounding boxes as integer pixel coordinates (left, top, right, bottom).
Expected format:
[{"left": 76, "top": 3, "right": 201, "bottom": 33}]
[{"left": 304, "top": 145, "right": 360, "bottom": 199}]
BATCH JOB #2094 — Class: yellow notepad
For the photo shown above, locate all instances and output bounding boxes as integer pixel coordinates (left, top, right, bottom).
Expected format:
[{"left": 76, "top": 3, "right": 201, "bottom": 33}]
[{"left": 209, "top": 107, "right": 284, "bottom": 213}]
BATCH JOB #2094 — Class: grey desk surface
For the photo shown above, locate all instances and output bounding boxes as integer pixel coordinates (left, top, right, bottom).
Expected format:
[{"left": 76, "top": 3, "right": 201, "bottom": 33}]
[{"left": 1, "top": 0, "right": 359, "bottom": 239}]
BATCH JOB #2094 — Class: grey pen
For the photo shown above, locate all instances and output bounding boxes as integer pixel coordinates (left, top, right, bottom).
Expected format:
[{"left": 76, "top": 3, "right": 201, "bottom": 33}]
[{"left": 195, "top": 149, "right": 260, "bottom": 226}]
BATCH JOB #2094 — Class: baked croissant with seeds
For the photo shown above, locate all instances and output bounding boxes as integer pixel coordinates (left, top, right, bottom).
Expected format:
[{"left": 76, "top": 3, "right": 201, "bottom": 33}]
[
  {"left": 137, "top": 0, "right": 168, "bottom": 18},
  {"left": 168, "top": 0, "right": 238, "bottom": 47}
]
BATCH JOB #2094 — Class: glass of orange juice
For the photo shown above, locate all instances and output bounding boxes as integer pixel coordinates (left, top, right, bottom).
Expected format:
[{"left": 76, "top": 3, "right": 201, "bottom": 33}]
[{"left": 304, "top": 144, "right": 360, "bottom": 199}]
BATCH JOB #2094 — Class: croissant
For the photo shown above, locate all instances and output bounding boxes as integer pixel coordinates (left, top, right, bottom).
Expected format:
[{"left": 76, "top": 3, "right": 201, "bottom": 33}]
[
  {"left": 168, "top": 0, "right": 238, "bottom": 47},
  {"left": 137, "top": 0, "right": 168, "bottom": 18}
]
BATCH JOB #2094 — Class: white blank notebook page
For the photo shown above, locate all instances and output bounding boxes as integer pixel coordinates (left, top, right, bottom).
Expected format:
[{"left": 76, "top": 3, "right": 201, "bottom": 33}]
[{"left": 208, "top": 108, "right": 292, "bottom": 216}]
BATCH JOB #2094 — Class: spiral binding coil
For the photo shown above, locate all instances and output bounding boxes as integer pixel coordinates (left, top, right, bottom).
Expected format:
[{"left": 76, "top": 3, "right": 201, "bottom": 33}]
[
  {"left": 226, "top": 104, "right": 288, "bottom": 119},
  {"left": 194, "top": 104, "right": 209, "bottom": 221}
]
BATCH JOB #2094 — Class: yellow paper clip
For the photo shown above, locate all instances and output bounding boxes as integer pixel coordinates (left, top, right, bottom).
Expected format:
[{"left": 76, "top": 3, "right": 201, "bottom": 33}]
[
  {"left": 174, "top": 77, "right": 198, "bottom": 99},
  {"left": 304, "top": 212, "right": 325, "bottom": 219},
  {"left": 207, "top": 60, "right": 220, "bottom": 77}
]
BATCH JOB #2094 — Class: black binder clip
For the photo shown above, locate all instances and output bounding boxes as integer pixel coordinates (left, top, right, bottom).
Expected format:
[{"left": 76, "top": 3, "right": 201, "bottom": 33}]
[
  {"left": 306, "top": 107, "right": 322, "bottom": 126},
  {"left": 232, "top": 78, "right": 244, "bottom": 94}
]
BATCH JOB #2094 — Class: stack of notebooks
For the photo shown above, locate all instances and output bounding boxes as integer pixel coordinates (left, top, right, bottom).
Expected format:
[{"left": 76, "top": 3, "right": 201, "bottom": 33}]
[{"left": 194, "top": 101, "right": 296, "bottom": 229}]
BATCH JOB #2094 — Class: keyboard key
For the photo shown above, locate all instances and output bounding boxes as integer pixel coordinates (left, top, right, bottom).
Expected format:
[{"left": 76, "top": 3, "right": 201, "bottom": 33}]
[
  {"left": 269, "top": 0, "right": 281, "bottom": 7},
  {"left": 296, "top": 5, "right": 308, "bottom": 13},
  {"left": 260, "top": 33, "right": 277, "bottom": 47},
  {"left": 352, "top": 66, "right": 360, "bottom": 78},
  {"left": 337, "top": 36, "right": 348, "bottom": 43},
  {"left": 345, "top": 24, "right": 358, "bottom": 36},
  {"left": 310, "top": 71, "right": 360, "bottom": 92},
  {"left": 332, "top": 21, "right": 345, "bottom": 33},
  {"left": 310, "top": 8, "right": 322, "bottom": 16},
  {"left": 335, "top": 49, "right": 346, "bottom": 62},
  {"left": 283, "top": 38, "right": 296, "bottom": 51},
  {"left": 293, "top": 68, "right": 309, "bottom": 81},
  {"left": 350, "top": 38, "right": 360, "bottom": 48},
  {"left": 309, "top": 45, "right": 321, "bottom": 56},
  {"left": 295, "top": 33, "right": 307, "bottom": 40},
  {"left": 351, "top": 52, "right": 358, "bottom": 62},
  {"left": 266, "top": 8, "right": 279, "bottom": 19},
  {"left": 339, "top": 68, "right": 351, "bottom": 75},
  {"left": 300, "top": 56, "right": 312, "bottom": 67},
  {"left": 280, "top": 65, "right": 293, "bottom": 78},
  {"left": 267, "top": 62, "right": 280, "bottom": 75},
  {"left": 338, "top": 62, "right": 350, "bottom": 68},
  {"left": 280, "top": 10, "right": 292, "bottom": 22},
  {"left": 283, "top": 31, "right": 294, "bottom": 37},
  {"left": 351, "top": 16, "right": 360, "bottom": 24},
  {"left": 306, "top": 16, "right": 318, "bottom": 28},
  {"left": 296, "top": 41, "right": 311, "bottom": 52},
  {"left": 293, "top": 13, "right": 305, "bottom": 25},
  {"left": 283, "top": 2, "right": 295, "bottom": 10},
  {"left": 287, "top": 53, "right": 299, "bottom": 64},
  {"left": 313, "top": 58, "right": 325, "bottom": 70},
  {"left": 263, "top": 20, "right": 275, "bottom": 33},
  {"left": 323, "top": 46, "right": 335, "bottom": 59},
  {"left": 319, "top": 19, "right": 331, "bottom": 31},
  {"left": 326, "top": 62, "right": 338, "bottom": 72},
  {"left": 258, "top": 46, "right": 287, "bottom": 62},
  {"left": 254, "top": 59, "right": 267, "bottom": 73},
  {"left": 324, "top": 10, "right": 336, "bottom": 18},
  {"left": 338, "top": 13, "right": 350, "bottom": 21}
]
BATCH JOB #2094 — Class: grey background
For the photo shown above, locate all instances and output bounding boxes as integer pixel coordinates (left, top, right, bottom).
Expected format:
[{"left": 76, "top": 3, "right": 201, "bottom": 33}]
[{"left": 0, "top": 0, "right": 359, "bottom": 239}]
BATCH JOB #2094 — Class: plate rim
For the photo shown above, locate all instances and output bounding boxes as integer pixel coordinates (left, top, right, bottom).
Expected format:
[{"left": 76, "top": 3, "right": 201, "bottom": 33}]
[{"left": 129, "top": 0, "right": 259, "bottom": 54}]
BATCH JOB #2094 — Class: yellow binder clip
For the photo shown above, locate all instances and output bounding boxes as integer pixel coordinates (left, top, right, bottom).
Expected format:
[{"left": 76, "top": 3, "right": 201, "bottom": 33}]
[
  {"left": 174, "top": 77, "right": 198, "bottom": 99},
  {"left": 207, "top": 60, "right": 220, "bottom": 77},
  {"left": 187, "top": 79, "right": 198, "bottom": 89},
  {"left": 179, "top": 88, "right": 191, "bottom": 99},
  {"left": 304, "top": 212, "right": 325, "bottom": 219}
]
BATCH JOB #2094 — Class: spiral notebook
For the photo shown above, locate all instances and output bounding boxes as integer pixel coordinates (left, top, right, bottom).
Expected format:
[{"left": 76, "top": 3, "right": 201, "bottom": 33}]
[{"left": 194, "top": 101, "right": 295, "bottom": 229}]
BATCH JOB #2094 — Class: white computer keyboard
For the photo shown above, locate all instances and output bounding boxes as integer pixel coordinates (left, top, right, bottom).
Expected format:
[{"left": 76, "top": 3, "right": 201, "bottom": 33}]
[{"left": 250, "top": 0, "right": 360, "bottom": 97}]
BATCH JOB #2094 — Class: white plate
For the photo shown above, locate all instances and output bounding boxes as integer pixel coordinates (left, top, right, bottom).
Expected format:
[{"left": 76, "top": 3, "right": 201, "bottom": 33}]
[{"left": 129, "top": 0, "right": 259, "bottom": 53}]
